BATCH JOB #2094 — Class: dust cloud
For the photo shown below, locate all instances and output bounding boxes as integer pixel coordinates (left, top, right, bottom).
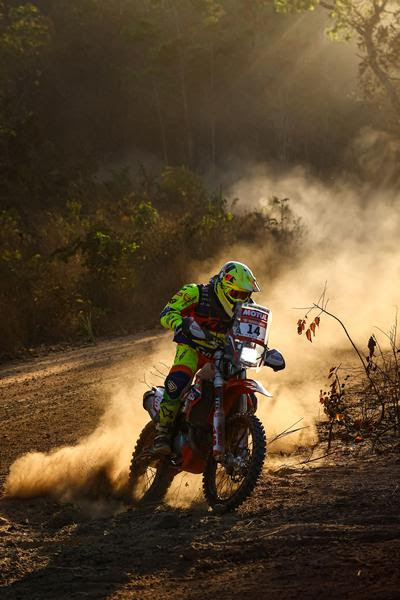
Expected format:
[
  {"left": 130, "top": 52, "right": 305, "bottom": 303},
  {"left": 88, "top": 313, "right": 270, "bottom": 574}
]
[
  {"left": 198, "top": 152, "right": 400, "bottom": 452},
  {"left": 4, "top": 386, "right": 148, "bottom": 511},
  {"left": 4, "top": 150, "right": 400, "bottom": 508},
  {"left": 3, "top": 336, "right": 206, "bottom": 510}
]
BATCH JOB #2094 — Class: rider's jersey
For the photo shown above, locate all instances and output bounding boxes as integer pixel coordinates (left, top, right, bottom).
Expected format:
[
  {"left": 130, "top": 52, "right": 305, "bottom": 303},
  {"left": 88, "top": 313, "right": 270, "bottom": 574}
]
[{"left": 160, "top": 280, "right": 233, "bottom": 351}]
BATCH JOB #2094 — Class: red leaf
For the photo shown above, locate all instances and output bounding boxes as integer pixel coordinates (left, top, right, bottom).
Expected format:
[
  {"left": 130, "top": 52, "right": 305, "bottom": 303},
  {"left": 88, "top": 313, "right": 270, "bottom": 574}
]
[
  {"left": 315, "top": 316, "right": 320, "bottom": 327},
  {"left": 306, "top": 329, "right": 312, "bottom": 342}
]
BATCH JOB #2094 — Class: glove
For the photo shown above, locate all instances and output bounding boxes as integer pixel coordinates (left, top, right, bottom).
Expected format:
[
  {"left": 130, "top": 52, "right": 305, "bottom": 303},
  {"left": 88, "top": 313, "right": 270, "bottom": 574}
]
[{"left": 176, "top": 317, "right": 207, "bottom": 341}]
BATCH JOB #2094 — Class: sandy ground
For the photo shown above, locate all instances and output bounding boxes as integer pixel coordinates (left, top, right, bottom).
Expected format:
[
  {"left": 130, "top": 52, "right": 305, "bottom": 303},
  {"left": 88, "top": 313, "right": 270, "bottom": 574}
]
[{"left": 0, "top": 335, "right": 399, "bottom": 599}]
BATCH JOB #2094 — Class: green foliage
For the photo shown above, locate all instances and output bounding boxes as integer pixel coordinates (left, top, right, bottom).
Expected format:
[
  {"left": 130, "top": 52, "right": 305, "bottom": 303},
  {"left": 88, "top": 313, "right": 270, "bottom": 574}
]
[
  {"left": 132, "top": 202, "right": 159, "bottom": 229},
  {"left": 80, "top": 229, "right": 139, "bottom": 276},
  {"left": 274, "top": 0, "right": 317, "bottom": 12},
  {"left": 0, "top": 167, "right": 302, "bottom": 358},
  {"left": 160, "top": 166, "right": 207, "bottom": 211},
  {"left": 1, "top": 0, "right": 372, "bottom": 208},
  {"left": 276, "top": 1, "right": 400, "bottom": 127},
  {"left": 1, "top": 4, "right": 51, "bottom": 53},
  {"left": 0, "top": 0, "right": 397, "bottom": 356}
]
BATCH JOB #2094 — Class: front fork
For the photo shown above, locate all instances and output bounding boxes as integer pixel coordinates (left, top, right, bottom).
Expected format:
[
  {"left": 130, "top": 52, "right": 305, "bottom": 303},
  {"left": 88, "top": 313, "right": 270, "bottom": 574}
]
[
  {"left": 239, "top": 369, "right": 248, "bottom": 414},
  {"left": 212, "top": 351, "right": 225, "bottom": 461},
  {"left": 212, "top": 361, "right": 250, "bottom": 461},
  {"left": 238, "top": 369, "right": 249, "bottom": 454}
]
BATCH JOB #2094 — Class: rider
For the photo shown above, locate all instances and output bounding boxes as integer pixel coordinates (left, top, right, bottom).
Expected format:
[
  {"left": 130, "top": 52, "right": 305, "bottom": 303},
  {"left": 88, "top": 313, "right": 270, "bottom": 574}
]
[{"left": 152, "top": 261, "right": 261, "bottom": 455}]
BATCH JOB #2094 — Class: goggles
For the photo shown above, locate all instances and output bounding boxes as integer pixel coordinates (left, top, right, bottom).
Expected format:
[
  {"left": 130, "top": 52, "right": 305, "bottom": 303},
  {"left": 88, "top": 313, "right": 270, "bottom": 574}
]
[{"left": 228, "top": 289, "right": 251, "bottom": 301}]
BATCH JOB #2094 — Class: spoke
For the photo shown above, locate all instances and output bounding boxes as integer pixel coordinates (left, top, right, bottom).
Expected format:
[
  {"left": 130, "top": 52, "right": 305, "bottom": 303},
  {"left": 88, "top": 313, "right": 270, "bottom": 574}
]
[
  {"left": 220, "top": 472, "right": 231, "bottom": 498},
  {"left": 216, "top": 467, "right": 228, "bottom": 498},
  {"left": 143, "top": 466, "right": 156, "bottom": 491},
  {"left": 214, "top": 420, "right": 254, "bottom": 501},
  {"left": 219, "top": 476, "right": 229, "bottom": 499}
]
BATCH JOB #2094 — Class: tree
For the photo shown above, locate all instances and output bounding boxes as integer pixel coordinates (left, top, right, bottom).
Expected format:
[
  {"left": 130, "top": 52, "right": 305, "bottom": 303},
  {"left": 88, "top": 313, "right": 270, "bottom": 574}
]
[
  {"left": 0, "top": 2, "right": 52, "bottom": 208},
  {"left": 275, "top": 1, "right": 400, "bottom": 131}
]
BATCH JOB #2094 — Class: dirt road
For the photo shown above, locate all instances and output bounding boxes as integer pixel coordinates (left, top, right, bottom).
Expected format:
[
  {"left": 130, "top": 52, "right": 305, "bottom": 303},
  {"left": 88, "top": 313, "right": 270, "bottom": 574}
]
[{"left": 1, "top": 336, "right": 399, "bottom": 599}]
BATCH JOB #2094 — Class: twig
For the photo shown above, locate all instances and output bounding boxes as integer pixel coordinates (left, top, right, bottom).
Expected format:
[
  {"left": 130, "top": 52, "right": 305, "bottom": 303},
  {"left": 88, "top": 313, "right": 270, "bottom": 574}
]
[
  {"left": 149, "top": 370, "right": 165, "bottom": 381},
  {"left": 297, "top": 449, "right": 339, "bottom": 465},
  {"left": 259, "top": 526, "right": 287, "bottom": 539},
  {"left": 139, "top": 374, "right": 152, "bottom": 390},
  {"left": 268, "top": 426, "right": 309, "bottom": 446},
  {"left": 313, "top": 303, "right": 385, "bottom": 419},
  {"left": 151, "top": 363, "right": 168, "bottom": 379},
  {"left": 313, "top": 303, "right": 366, "bottom": 368},
  {"left": 268, "top": 417, "right": 305, "bottom": 445}
]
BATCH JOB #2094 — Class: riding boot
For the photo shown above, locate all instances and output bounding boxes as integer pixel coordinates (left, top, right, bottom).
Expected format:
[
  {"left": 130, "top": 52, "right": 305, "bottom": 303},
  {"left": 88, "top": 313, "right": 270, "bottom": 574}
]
[
  {"left": 152, "top": 424, "right": 173, "bottom": 455},
  {"left": 151, "top": 395, "right": 180, "bottom": 456}
]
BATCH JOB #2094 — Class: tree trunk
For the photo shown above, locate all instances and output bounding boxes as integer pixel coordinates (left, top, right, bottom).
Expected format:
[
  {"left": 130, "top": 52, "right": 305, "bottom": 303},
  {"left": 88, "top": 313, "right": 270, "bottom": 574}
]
[
  {"left": 363, "top": 26, "right": 400, "bottom": 121},
  {"left": 209, "top": 41, "right": 216, "bottom": 178},
  {"left": 172, "top": 4, "right": 193, "bottom": 165},
  {"left": 152, "top": 76, "right": 169, "bottom": 166}
]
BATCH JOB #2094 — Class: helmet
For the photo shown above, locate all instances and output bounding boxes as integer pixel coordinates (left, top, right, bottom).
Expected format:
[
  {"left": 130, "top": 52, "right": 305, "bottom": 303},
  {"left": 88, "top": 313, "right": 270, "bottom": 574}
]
[{"left": 214, "top": 261, "right": 260, "bottom": 316}]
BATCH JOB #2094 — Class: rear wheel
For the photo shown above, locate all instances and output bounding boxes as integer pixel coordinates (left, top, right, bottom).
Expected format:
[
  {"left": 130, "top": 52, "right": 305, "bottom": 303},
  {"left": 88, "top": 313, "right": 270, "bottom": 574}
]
[
  {"left": 202, "top": 414, "right": 266, "bottom": 512},
  {"left": 126, "top": 421, "right": 176, "bottom": 504}
]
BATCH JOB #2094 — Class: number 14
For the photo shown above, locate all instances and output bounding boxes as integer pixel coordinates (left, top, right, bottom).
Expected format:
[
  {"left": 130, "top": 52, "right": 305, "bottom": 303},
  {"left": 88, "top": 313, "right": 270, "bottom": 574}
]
[{"left": 247, "top": 324, "right": 260, "bottom": 336}]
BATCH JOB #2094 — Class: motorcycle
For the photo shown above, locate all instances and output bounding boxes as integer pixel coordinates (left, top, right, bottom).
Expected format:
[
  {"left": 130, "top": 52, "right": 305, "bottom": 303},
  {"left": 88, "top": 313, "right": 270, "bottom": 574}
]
[{"left": 127, "top": 302, "right": 285, "bottom": 512}]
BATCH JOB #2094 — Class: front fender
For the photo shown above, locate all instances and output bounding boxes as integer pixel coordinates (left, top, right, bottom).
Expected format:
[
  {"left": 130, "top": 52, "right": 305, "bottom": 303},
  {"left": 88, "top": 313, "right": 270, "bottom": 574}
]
[{"left": 224, "top": 378, "right": 273, "bottom": 398}]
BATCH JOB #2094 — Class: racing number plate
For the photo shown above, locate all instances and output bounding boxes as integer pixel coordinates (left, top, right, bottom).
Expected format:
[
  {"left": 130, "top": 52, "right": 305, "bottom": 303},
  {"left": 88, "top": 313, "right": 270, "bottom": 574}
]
[{"left": 235, "top": 306, "right": 271, "bottom": 346}]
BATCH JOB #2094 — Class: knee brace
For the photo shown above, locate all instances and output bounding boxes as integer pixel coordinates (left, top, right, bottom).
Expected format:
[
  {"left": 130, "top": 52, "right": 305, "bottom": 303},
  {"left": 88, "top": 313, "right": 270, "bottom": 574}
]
[
  {"left": 159, "top": 371, "right": 192, "bottom": 427},
  {"left": 164, "top": 370, "right": 192, "bottom": 400}
]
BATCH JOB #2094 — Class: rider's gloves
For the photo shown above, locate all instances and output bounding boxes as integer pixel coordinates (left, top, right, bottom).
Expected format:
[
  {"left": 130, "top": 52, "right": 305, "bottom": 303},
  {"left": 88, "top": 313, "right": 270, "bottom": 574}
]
[{"left": 177, "top": 317, "right": 207, "bottom": 341}]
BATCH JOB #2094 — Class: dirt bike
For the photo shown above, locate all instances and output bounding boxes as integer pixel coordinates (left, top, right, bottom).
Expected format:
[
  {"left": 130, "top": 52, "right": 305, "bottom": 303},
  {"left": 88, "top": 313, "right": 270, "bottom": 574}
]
[{"left": 127, "top": 302, "right": 285, "bottom": 512}]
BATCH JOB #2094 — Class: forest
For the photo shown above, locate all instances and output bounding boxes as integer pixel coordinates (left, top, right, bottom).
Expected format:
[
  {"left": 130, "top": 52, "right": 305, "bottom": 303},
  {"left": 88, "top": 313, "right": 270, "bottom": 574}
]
[
  {"left": 1, "top": 0, "right": 399, "bottom": 358},
  {"left": 1, "top": 5, "right": 400, "bottom": 597}
]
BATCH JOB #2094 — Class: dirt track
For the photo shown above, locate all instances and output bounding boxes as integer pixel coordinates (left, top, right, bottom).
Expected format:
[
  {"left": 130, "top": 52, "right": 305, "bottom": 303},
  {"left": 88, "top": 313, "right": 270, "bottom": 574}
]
[{"left": 1, "top": 335, "right": 399, "bottom": 599}]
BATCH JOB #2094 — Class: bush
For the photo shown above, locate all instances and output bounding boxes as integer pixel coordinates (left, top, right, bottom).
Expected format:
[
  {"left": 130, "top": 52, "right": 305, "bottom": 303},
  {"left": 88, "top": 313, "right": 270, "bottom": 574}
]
[{"left": 0, "top": 167, "right": 302, "bottom": 359}]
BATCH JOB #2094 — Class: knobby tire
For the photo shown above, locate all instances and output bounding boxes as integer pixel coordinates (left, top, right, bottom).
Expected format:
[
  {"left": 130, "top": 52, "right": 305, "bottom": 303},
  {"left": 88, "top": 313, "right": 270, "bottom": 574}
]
[
  {"left": 127, "top": 421, "right": 175, "bottom": 505},
  {"left": 202, "top": 414, "right": 266, "bottom": 512}
]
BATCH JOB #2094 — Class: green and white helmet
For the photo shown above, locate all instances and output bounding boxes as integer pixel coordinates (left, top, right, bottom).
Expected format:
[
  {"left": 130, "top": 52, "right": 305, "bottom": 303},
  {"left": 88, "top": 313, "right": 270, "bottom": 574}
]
[{"left": 214, "top": 261, "right": 260, "bottom": 316}]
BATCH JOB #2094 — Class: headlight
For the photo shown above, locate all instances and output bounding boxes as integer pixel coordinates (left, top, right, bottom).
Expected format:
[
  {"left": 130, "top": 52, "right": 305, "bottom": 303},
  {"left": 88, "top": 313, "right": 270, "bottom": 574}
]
[{"left": 240, "top": 345, "right": 259, "bottom": 367}]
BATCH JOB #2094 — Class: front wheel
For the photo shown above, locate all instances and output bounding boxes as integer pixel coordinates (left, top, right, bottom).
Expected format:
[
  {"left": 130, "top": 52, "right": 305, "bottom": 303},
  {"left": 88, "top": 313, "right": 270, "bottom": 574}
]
[{"left": 202, "top": 414, "right": 266, "bottom": 512}]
